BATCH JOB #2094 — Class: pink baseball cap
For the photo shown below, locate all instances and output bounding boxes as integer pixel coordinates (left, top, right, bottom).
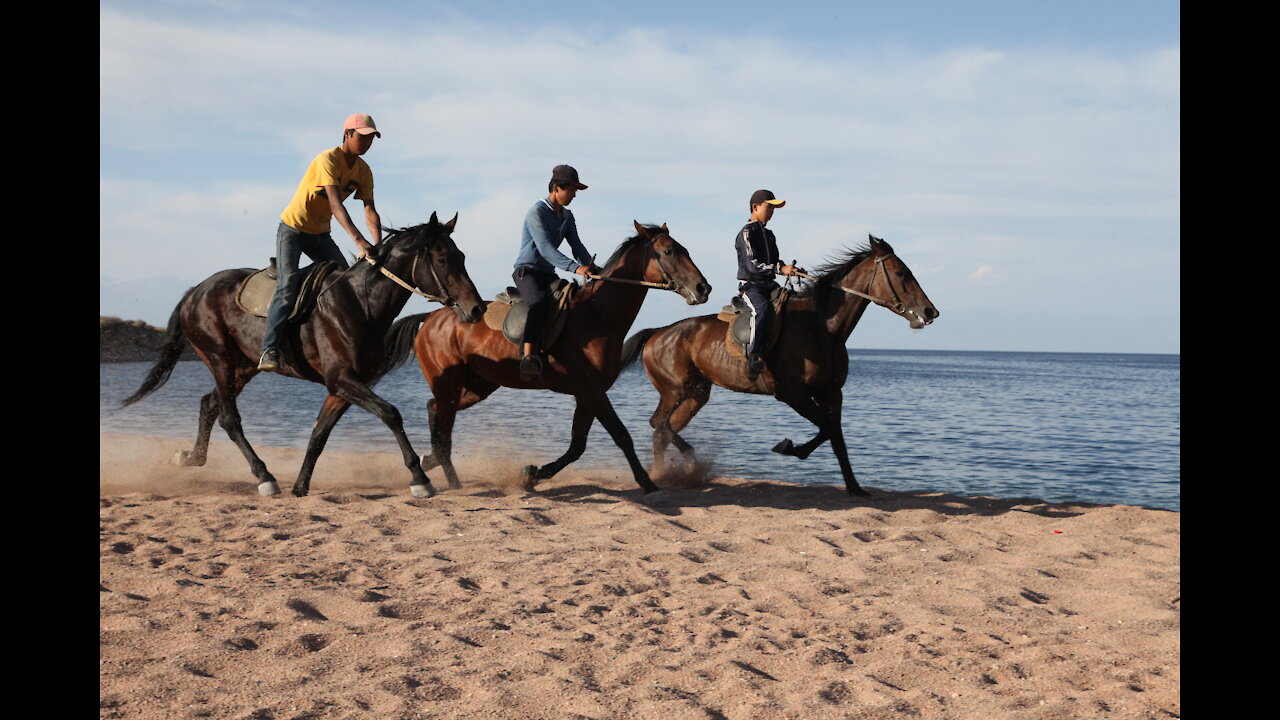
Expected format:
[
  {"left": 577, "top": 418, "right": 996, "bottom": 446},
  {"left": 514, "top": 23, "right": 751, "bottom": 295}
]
[{"left": 344, "top": 113, "right": 381, "bottom": 137}]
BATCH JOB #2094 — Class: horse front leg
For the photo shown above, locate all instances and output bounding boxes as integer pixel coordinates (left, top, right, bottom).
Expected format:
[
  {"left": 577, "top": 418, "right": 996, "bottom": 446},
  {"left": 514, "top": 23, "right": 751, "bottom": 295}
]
[
  {"left": 776, "top": 389, "right": 870, "bottom": 498},
  {"left": 581, "top": 392, "right": 666, "bottom": 503},
  {"left": 772, "top": 428, "right": 829, "bottom": 459},
  {"left": 524, "top": 400, "right": 593, "bottom": 490},
  {"left": 818, "top": 390, "right": 870, "bottom": 497},
  {"left": 291, "top": 395, "right": 351, "bottom": 497},
  {"left": 331, "top": 372, "right": 436, "bottom": 498}
]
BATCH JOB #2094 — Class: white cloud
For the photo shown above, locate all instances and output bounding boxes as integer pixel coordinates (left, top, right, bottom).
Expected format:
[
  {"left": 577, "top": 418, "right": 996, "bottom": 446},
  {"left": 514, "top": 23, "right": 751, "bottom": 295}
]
[{"left": 100, "top": 8, "right": 1179, "bottom": 351}]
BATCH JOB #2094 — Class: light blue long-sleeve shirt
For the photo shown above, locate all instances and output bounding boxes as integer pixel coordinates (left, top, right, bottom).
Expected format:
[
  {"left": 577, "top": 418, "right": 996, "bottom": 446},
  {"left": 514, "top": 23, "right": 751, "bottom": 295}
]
[{"left": 513, "top": 198, "right": 592, "bottom": 274}]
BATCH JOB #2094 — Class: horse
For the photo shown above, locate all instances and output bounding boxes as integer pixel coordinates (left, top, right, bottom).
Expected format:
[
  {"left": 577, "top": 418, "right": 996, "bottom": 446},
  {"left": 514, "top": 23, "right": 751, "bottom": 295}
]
[
  {"left": 381, "top": 221, "right": 712, "bottom": 504},
  {"left": 120, "top": 212, "right": 485, "bottom": 499},
  {"left": 620, "top": 234, "right": 939, "bottom": 497}
]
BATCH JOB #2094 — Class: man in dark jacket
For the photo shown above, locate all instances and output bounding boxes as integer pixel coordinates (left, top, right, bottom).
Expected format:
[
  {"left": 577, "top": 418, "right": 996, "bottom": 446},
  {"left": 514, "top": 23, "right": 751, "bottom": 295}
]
[{"left": 735, "top": 189, "right": 800, "bottom": 379}]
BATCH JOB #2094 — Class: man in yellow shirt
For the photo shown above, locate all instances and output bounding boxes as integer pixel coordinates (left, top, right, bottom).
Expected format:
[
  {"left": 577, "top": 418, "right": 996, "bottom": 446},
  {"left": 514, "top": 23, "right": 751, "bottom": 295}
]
[{"left": 259, "top": 113, "right": 384, "bottom": 371}]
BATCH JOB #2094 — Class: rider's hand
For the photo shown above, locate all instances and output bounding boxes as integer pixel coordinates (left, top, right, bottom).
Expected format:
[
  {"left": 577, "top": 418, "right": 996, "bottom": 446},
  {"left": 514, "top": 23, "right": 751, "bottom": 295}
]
[
  {"left": 780, "top": 264, "right": 797, "bottom": 276},
  {"left": 575, "top": 264, "right": 593, "bottom": 277},
  {"left": 354, "top": 237, "right": 374, "bottom": 259}
]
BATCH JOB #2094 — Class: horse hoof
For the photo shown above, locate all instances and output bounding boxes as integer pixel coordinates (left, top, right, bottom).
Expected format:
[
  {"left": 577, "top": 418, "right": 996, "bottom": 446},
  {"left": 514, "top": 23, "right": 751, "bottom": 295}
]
[
  {"left": 170, "top": 450, "right": 199, "bottom": 467},
  {"left": 641, "top": 490, "right": 670, "bottom": 506},
  {"left": 410, "top": 483, "right": 437, "bottom": 498},
  {"left": 847, "top": 487, "right": 872, "bottom": 498},
  {"left": 520, "top": 465, "right": 539, "bottom": 491},
  {"left": 258, "top": 481, "right": 281, "bottom": 496},
  {"left": 771, "top": 439, "right": 795, "bottom": 455}
]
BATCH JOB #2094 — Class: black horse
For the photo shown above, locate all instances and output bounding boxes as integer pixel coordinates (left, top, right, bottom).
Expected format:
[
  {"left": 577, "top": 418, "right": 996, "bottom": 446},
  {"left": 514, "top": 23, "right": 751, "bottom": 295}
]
[{"left": 121, "top": 212, "right": 485, "bottom": 498}]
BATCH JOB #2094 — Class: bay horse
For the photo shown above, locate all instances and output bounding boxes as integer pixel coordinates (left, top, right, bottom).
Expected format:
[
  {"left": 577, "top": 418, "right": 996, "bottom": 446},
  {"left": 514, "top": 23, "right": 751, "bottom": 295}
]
[
  {"left": 382, "top": 221, "right": 711, "bottom": 504},
  {"left": 620, "top": 235, "right": 939, "bottom": 497},
  {"left": 121, "top": 212, "right": 485, "bottom": 499}
]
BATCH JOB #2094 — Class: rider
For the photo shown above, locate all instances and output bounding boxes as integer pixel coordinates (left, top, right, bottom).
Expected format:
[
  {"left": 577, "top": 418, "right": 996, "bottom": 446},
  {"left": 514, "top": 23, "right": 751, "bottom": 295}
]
[
  {"left": 512, "top": 164, "right": 600, "bottom": 376},
  {"left": 258, "top": 113, "right": 384, "bottom": 372},
  {"left": 735, "top": 189, "right": 801, "bottom": 380}
]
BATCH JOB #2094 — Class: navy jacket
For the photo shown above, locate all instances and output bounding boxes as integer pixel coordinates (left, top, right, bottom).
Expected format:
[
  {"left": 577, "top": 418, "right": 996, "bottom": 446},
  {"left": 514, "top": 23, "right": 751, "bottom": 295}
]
[{"left": 735, "top": 220, "right": 781, "bottom": 284}]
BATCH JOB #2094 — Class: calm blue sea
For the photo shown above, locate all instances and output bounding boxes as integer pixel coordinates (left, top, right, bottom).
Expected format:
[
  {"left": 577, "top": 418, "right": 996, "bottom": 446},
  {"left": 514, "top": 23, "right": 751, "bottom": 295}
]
[{"left": 99, "top": 349, "right": 1180, "bottom": 511}]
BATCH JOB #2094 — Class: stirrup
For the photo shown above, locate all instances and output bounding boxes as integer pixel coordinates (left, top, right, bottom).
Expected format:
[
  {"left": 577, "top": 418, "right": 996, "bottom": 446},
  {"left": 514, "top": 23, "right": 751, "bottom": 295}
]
[
  {"left": 519, "top": 354, "right": 543, "bottom": 377},
  {"left": 258, "top": 348, "right": 281, "bottom": 372},
  {"left": 747, "top": 354, "right": 765, "bottom": 380}
]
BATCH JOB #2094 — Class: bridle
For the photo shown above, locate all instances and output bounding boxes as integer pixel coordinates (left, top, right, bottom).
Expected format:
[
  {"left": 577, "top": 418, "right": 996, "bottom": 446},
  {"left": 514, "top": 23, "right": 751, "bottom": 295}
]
[
  {"left": 796, "top": 251, "right": 908, "bottom": 314},
  {"left": 364, "top": 248, "right": 455, "bottom": 307},
  {"left": 585, "top": 235, "right": 679, "bottom": 292}
]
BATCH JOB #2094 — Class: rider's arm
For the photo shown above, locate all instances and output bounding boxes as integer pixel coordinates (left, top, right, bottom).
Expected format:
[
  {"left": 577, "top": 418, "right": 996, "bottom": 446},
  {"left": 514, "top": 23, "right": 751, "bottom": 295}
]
[{"left": 325, "top": 184, "right": 374, "bottom": 259}]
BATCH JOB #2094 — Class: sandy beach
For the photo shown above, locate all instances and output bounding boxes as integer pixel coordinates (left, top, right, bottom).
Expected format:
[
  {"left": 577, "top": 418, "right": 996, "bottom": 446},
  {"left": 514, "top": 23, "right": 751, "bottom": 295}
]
[{"left": 100, "top": 434, "right": 1179, "bottom": 719}]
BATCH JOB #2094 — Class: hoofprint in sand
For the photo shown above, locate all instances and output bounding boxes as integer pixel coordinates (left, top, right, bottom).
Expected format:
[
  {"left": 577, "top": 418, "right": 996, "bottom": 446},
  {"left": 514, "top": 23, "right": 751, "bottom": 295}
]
[{"left": 101, "top": 435, "right": 1179, "bottom": 720}]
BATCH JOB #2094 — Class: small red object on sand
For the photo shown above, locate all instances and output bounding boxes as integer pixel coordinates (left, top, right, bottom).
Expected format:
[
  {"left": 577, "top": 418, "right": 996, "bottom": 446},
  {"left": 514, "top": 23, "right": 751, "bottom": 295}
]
[{"left": 1053, "top": 530, "right": 1063, "bottom": 534}]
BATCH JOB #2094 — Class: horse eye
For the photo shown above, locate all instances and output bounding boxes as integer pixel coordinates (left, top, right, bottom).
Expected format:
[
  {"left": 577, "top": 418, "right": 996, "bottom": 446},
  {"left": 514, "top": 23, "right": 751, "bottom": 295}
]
[{"left": 664, "top": 249, "right": 673, "bottom": 256}]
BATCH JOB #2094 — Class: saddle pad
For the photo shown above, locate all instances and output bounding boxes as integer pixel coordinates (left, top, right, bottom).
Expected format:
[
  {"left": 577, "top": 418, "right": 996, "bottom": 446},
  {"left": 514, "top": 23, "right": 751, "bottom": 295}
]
[{"left": 235, "top": 261, "right": 339, "bottom": 320}]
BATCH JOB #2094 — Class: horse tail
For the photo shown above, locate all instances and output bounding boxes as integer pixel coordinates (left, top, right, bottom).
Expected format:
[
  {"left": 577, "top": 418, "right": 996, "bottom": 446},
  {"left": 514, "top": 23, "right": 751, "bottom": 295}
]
[
  {"left": 621, "top": 327, "right": 660, "bottom": 371},
  {"left": 378, "top": 313, "right": 428, "bottom": 378},
  {"left": 120, "top": 286, "right": 197, "bottom": 408}
]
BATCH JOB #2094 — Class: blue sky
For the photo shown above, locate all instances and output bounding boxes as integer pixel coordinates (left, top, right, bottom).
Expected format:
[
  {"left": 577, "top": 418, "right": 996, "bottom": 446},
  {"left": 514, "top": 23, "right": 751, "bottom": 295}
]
[{"left": 101, "top": 1, "right": 1179, "bottom": 353}]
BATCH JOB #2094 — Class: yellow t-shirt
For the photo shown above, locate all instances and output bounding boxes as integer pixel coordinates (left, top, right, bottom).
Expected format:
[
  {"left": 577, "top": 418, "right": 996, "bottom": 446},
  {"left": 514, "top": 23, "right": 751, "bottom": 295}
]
[{"left": 279, "top": 147, "right": 375, "bottom": 234}]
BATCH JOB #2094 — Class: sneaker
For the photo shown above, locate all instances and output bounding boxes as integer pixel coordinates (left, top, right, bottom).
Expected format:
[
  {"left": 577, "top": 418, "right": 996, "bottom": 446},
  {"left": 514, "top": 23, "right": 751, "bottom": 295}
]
[
  {"left": 519, "top": 354, "right": 543, "bottom": 377},
  {"left": 747, "top": 354, "right": 765, "bottom": 380},
  {"left": 258, "top": 348, "right": 281, "bottom": 371}
]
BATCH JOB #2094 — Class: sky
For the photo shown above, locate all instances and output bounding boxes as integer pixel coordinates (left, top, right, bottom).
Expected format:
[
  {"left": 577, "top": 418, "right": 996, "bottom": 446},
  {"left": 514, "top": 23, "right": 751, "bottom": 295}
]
[{"left": 100, "top": 0, "right": 1179, "bottom": 354}]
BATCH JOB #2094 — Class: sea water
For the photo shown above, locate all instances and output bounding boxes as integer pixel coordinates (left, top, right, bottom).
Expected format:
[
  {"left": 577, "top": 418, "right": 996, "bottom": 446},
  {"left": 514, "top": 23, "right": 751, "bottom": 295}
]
[{"left": 99, "top": 349, "right": 1180, "bottom": 511}]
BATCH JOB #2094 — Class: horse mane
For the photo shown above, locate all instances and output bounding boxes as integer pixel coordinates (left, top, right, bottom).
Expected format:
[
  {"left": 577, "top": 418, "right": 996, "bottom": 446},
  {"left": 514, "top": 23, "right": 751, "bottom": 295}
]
[
  {"left": 367, "top": 221, "right": 444, "bottom": 264},
  {"left": 793, "top": 243, "right": 873, "bottom": 299},
  {"left": 600, "top": 225, "right": 664, "bottom": 270}
]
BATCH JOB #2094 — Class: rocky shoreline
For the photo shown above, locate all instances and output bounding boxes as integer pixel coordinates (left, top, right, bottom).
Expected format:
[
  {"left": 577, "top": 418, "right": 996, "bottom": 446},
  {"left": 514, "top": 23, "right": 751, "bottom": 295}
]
[{"left": 100, "top": 316, "right": 199, "bottom": 363}]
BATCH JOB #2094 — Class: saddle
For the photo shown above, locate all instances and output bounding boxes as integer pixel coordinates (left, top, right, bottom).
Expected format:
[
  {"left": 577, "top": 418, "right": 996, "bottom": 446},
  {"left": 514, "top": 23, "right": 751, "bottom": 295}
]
[
  {"left": 235, "top": 258, "right": 342, "bottom": 321},
  {"left": 482, "top": 278, "right": 576, "bottom": 348},
  {"left": 716, "top": 285, "right": 789, "bottom": 360}
]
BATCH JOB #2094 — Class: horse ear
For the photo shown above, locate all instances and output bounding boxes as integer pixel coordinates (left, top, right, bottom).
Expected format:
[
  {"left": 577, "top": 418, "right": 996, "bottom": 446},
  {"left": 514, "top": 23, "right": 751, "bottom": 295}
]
[
  {"left": 429, "top": 211, "right": 440, "bottom": 227},
  {"left": 445, "top": 212, "right": 458, "bottom": 231},
  {"left": 661, "top": 223, "right": 669, "bottom": 232},
  {"left": 633, "top": 220, "right": 649, "bottom": 237}
]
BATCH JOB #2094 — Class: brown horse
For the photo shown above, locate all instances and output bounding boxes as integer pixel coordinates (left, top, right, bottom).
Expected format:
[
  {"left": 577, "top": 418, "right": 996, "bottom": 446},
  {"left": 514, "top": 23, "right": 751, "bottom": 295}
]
[
  {"left": 620, "top": 235, "right": 939, "bottom": 497},
  {"left": 121, "top": 212, "right": 485, "bottom": 499},
  {"left": 382, "top": 221, "right": 711, "bottom": 504}
]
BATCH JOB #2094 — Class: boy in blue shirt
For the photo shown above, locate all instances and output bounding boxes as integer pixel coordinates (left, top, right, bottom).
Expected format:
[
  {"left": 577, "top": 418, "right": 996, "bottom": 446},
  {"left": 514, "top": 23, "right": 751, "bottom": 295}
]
[
  {"left": 735, "top": 189, "right": 800, "bottom": 379},
  {"left": 512, "top": 165, "right": 600, "bottom": 376}
]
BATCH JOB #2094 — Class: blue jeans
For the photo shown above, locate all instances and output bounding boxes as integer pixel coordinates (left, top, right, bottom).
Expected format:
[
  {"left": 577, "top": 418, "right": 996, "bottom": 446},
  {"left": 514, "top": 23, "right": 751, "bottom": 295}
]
[{"left": 262, "top": 222, "right": 349, "bottom": 353}]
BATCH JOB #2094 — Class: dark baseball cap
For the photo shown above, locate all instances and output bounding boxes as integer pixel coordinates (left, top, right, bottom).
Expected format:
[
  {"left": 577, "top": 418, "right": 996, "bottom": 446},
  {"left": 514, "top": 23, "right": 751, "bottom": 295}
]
[
  {"left": 551, "top": 164, "right": 588, "bottom": 190},
  {"left": 750, "top": 189, "right": 786, "bottom": 209}
]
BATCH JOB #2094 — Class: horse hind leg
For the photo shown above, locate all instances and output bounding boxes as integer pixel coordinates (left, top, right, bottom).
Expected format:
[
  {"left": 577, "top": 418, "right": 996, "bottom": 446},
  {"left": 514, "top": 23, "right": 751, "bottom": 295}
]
[
  {"left": 211, "top": 366, "right": 281, "bottom": 495},
  {"left": 172, "top": 391, "right": 220, "bottom": 467},
  {"left": 291, "top": 395, "right": 351, "bottom": 497},
  {"left": 665, "top": 378, "right": 711, "bottom": 467}
]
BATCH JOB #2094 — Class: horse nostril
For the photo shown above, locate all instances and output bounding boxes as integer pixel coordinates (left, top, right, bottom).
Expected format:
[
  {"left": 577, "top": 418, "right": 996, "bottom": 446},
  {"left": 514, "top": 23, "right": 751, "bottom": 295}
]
[{"left": 926, "top": 307, "right": 939, "bottom": 319}]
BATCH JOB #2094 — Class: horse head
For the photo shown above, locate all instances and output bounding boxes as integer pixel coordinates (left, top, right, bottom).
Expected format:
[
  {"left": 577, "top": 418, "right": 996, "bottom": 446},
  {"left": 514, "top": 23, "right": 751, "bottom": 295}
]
[
  {"left": 631, "top": 221, "right": 712, "bottom": 305},
  {"left": 837, "top": 235, "right": 939, "bottom": 329},
  {"left": 394, "top": 212, "right": 485, "bottom": 323}
]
